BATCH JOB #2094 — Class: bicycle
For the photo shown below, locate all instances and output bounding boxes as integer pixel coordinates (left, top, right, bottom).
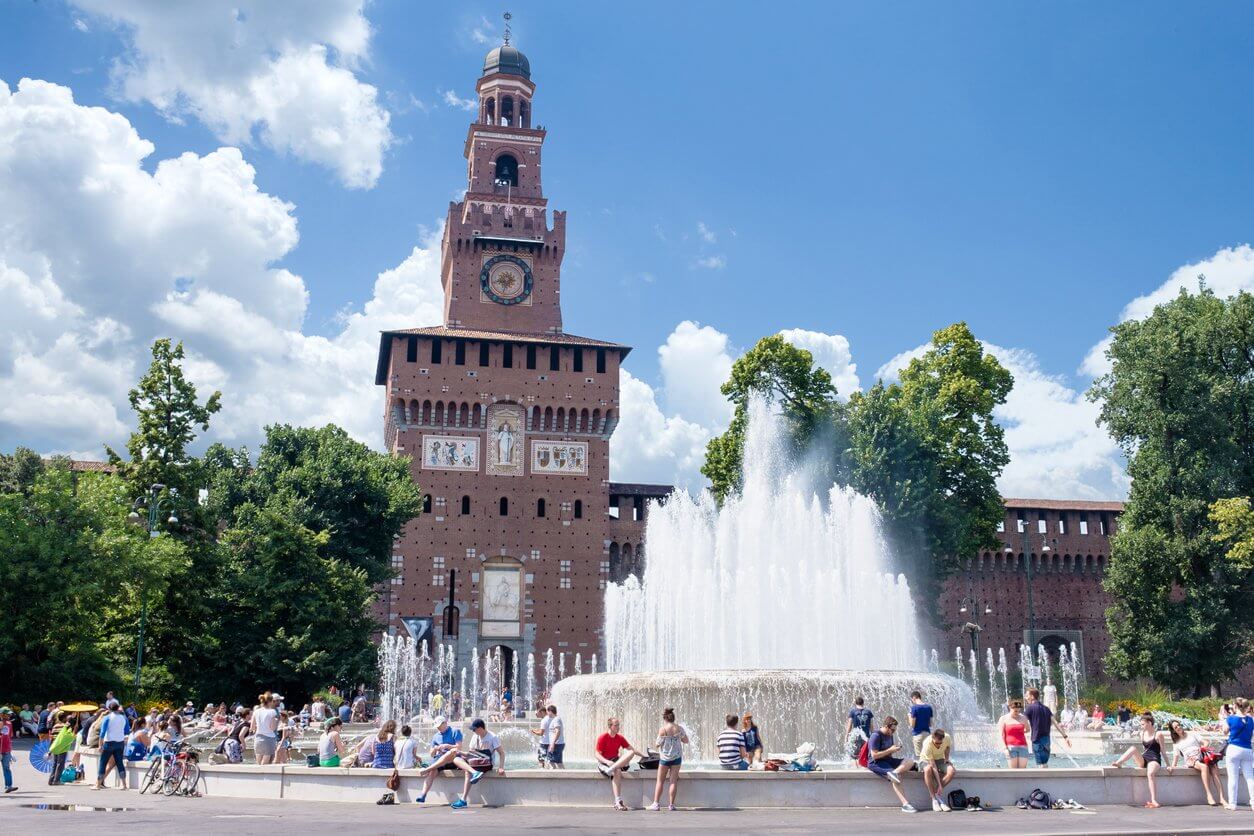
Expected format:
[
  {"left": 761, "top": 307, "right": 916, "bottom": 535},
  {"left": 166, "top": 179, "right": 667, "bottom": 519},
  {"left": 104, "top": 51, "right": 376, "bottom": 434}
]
[{"left": 139, "top": 741, "right": 200, "bottom": 796}]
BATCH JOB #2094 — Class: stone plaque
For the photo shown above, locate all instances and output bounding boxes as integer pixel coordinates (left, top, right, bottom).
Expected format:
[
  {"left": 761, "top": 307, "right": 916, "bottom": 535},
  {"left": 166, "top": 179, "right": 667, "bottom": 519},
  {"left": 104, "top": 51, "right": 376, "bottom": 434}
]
[
  {"left": 531, "top": 440, "right": 588, "bottom": 475},
  {"left": 482, "top": 566, "right": 521, "bottom": 622},
  {"left": 420, "top": 435, "right": 479, "bottom": 472}
]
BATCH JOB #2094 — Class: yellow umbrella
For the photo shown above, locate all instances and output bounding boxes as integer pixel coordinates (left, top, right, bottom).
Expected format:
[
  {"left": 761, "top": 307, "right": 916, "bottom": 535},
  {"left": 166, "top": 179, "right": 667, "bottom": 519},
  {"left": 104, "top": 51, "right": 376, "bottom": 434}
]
[{"left": 60, "top": 703, "right": 99, "bottom": 712}]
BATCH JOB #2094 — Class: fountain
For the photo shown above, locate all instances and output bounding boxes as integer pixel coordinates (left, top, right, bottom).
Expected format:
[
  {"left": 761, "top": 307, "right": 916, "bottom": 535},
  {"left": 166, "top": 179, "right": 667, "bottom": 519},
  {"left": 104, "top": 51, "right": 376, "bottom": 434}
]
[{"left": 553, "top": 398, "right": 980, "bottom": 762}]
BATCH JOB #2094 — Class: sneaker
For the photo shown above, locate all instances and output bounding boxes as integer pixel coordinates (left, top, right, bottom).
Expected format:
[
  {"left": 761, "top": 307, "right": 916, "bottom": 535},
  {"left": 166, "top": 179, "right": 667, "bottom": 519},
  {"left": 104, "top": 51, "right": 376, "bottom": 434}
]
[
  {"left": 885, "top": 771, "right": 902, "bottom": 785},
  {"left": 450, "top": 798, "right": 468, "bottom": 809},
  {"left": 667, "top": 805, "right": 677, "bottom": 811},
  {"left": 413, "top": 795, "right": 426, "bottom": 804},
  {"left": 932, "top": 798, "right": 942, "bottom": 812},
  {"left": 940, "top": 802, "right": 951, "bottom": 812},
  {"left": 901, "top": 804, "right": 917, "bottom": 813},
  {"left": 469, "top": 770, "right": 484, "bottom": 785},
  {"left": 4, "top": 787, "right": 17, "bottom": 794},
  {"left": 614, "top": 799, "right": 629, "bottom": 811},
  {"left": 598, "top": 764, "right": 612, "bottom": 778},
  {"left": 646, "top": 802, "right": 660, "bottom": 811}
]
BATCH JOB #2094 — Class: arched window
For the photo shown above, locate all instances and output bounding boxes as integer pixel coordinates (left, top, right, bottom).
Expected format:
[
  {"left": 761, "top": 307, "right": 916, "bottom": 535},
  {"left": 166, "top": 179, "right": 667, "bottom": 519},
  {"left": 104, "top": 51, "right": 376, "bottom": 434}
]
[
  {"left": 460, "top": 495, "right": 470, "bottom": 515},
  {"left": 536, "top": 498, "right": 546, "bottom": 518},
  {"left": 574, "top": 500, "right": 583, "bottom": 519},
  {"left": 422, "top": 494, "right": 432, "bottom": 514},
  {"left": 500, "top": 96, "right": 515, "bottom": 126},
  {"left": 458, "top": 403, "right": 469, "bottom": 426},
  {"left": 494, "top": 154, "right": 518, "bottom": 187},
  {"left": 421, "top": 400, "right": 432, "bottom": 424},
  {"left": 483, "top": 97, "right": 495, "bottom": 125},
  {"left": 499, "top": 497, "right": 509, "bottom": 516},
  {"left": 442, "top": 605, "right": 460, "bottom": 638}
]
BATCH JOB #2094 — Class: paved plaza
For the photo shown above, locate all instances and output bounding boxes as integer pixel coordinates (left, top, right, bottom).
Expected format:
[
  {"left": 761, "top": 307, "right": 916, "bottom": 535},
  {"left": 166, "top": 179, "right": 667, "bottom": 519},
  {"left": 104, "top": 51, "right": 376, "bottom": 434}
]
[{"left": 3, "top": 743, "right": 1252, "bottom": 835}]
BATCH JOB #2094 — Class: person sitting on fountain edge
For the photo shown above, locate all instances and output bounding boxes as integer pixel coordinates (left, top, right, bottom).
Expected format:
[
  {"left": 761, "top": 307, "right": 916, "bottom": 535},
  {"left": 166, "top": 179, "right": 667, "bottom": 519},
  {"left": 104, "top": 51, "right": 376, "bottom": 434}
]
[
  {"left": 414, "top": 716, "right": 482, "bottom": 806},
  {"left": 717, "top": 714, "right": 751, "bottom": 770},
  {"left": 595, "top": 717, "right": 646, "bottom": 810},
  {"left": 920, "top": 728, "right": 956, "bottom": 811},
  {"left": 866, "top": 716, "right": 917, "bottom": 813}
]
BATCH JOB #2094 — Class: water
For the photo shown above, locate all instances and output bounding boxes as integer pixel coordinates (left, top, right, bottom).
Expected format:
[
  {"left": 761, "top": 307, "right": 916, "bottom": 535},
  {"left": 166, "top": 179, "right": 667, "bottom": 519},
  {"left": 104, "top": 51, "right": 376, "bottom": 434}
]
[
  {"left": 526, "top": 652, "right": 536, "bottom": 712},
  {"left": 558, "top": 398, "right": 978, "bottom": 761},
  {"left": 603, "top": 399, "right": 924, "bottom": 672}
]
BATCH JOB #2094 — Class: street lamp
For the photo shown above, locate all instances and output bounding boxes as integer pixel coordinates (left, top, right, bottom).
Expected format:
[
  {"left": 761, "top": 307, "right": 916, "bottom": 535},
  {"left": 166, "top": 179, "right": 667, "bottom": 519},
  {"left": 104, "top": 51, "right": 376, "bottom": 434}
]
[
  {"left": 958, "top": 596, "right": 993, "bottom": 658},
  {"left": 1005, "top": 523, "right": 1052, "bottom": 653},
  {"left": 128, "top": 483, "right": 178, "bottom": 691}
]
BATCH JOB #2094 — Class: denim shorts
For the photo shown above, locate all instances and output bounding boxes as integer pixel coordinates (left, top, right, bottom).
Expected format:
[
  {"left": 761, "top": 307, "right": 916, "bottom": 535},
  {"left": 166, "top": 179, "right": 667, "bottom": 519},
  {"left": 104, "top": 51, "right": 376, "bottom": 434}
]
[
  {"left": 1007, "top": 745, "right": 1030, "bottom": 759},
  {"left": 720, "top": 759, "right": 750, "bottom": 770},
  {"left": 660, "top": 757, "right": 682, "bottom": 768},
  {"left": 1032, "top": 737, "right": 1051, "bottom": 765}
]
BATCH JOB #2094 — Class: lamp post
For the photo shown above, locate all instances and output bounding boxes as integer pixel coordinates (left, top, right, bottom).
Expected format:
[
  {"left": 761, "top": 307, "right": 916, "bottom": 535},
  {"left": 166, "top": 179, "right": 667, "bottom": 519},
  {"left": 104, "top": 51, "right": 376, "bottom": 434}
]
[
  {"left": 127, "top": 483, "right": 178, "bottom": 691},
  {"left": 1006, "top": 524, "right": 1052, "bottom": 653},
  {"left": 958, "top": 596, "right": 993, "bottom": 658}
]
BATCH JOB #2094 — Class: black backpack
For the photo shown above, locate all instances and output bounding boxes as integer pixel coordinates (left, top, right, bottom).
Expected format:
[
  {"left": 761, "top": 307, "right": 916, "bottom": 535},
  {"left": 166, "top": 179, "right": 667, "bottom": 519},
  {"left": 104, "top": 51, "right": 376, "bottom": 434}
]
[
  {"left": 1028, "top": 788, "right": 1052, "bottom": 809},
  {"left": 946, "top": 789, "right": 968, "bottom": 810}
]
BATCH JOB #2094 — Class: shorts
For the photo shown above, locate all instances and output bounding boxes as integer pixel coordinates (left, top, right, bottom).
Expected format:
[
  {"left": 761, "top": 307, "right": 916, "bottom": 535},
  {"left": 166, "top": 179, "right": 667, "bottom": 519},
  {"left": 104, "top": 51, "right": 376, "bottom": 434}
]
[
  {"left": 720, "top": 760, "right": 749, "bottom": 770},
  {"left": 868, "top": 756, "right": 902, "bottom": 778},
  {"left": 254, "top": 736, "right": 278, "bottom": 759},
  {"left": 545, "top": 743, "right": 565, "bottom": 764},
  {"left": 912, "top": 732, "right": 930, "bottom": 757},
  {"left": 923, "top": 758, "right": 951, "bottom": 773},
  {"left": 660, "top": 757, "right": 682, "bottom": 768},
  {"left": 319, "top": 755, "right": 341, "bottom": 768},
  {"left": 1007, "top": 745, "right": 1029, "bottom": 760},
  {"left": 1032, "top": 737, "right": 1051, "bottom": 765}
]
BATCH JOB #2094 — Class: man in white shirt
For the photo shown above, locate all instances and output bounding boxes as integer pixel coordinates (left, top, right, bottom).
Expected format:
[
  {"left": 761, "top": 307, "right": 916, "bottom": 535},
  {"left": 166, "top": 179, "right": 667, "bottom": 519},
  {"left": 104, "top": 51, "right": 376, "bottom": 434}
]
[
  {"left": 251, "top": 696, "right": 279, "bottom": 765},
  {"left": 93, "top": 701, "right": 130, "bottom": 790},
  {"left": 454, "top": 719, "right": 504, "bottom": 808},
  {"left": 544, "top": 705, "right": 565, "bottom": 769}
]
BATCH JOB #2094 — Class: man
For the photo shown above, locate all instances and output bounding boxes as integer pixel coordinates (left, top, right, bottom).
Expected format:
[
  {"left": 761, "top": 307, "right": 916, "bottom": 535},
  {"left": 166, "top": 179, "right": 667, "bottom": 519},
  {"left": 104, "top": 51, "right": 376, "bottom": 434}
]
[
  {"left": 251, "top": 695, "right": 280, "bottom": 765},
  {"left": 19, "top": 705, "right": 37, "bottom": 738},
  {"left": 453, "top": 718, "right": 505, "bottom": 809},
  {"left": 866, "top": 716, "right": 916, "bottom": 813},
  {"left": 920, "top": 728, "right": 956, "bottom": 811},
  {"left": 1, "top": 707, "right": 17, "bottom": 793},
  {"left": 543, "top": 705, "right": 565, "bottom": 768},
  {"left": 1116, "top": 703, "right": 1132, "bottom": 725},
  {"left": 337, "top": 700, "right": 351, "bottom": 725},
  {"left": 37, "top": 702, "right": 53, "bottom": 742},
  {"left": 414, "top": 716, "right": 481, "bottom": 805},
  {"left": 845, "top": 696, "right": 874, "bottom": 758},
  {"left": 531, "top": 706, "right": 551, "bottom": 768},
  {"left": 595, "top": 717, "right": 645, "bottom": 810},
  {"left": 93, "top": 700, "right": 129, "bottom": 791},
  {"left": 908, "top": 690, "right": 934, "bottom": 758},
  {"left": 1024, "top": 687, "right": 1069, "bottom": 768},
  {"left": 717, "top": 713, "right": 750, "bottom": 770},
  {"left": 124, "top": 703, "right": 139, "bottom": 724}
]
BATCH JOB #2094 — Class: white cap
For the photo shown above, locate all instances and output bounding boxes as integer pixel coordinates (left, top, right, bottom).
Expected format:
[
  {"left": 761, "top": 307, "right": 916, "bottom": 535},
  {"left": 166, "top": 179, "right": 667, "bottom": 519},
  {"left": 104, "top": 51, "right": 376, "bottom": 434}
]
[{"left": 433, "top": 715, "right": 448, "bottom": 727}]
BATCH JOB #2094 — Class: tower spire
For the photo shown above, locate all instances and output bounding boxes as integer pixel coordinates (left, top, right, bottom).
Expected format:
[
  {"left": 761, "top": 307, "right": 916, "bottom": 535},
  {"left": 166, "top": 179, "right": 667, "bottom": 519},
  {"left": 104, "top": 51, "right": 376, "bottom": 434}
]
[{"left": 503, "top": 11, "right": 512, "bottom": 46}]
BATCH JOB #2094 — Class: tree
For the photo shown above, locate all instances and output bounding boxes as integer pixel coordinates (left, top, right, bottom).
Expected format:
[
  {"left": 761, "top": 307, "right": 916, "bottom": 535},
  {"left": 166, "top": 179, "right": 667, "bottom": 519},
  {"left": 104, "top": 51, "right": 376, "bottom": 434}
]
[
  {"left": 1211, "top": 497, "right": 1254, "bottom": 571},
  {"left": 701, "top": 335, "right": 839, "bottom": 501},
  {"left": 1090, "top": 285, "right": 1254, "bottom": 693}
]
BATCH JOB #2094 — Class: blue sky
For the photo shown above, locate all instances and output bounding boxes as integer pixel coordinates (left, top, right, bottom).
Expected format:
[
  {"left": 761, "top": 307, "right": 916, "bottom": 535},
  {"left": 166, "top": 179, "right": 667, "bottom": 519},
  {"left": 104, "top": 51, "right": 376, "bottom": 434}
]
[{"left": 2, "top": 1, "right": 1253, "bottom": 497}]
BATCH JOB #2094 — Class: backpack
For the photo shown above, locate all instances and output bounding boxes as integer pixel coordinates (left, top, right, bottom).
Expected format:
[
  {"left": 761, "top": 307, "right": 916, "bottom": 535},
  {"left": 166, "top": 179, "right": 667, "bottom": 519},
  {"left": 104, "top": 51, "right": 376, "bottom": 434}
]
[
  {"left": 1028, "top": 788, "right": 1052, "bottom": 809},
  {"left": 856, "top": 741, "right": 869, "bottom": 768},
  {"left": 946, "top": 789, "right": 968, "bottom": 810}
]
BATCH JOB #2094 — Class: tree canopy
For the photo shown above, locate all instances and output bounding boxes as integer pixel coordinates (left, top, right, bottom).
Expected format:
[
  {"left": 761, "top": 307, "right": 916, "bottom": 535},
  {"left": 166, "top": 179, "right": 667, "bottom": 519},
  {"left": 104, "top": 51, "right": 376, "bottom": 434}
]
[{"left": 1089, "top": 285, "right": 1254, "bottom": 694}]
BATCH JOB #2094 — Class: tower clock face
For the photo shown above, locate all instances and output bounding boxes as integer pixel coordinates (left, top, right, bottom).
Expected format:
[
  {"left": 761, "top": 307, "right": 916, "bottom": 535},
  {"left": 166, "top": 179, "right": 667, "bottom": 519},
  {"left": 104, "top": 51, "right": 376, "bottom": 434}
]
[{"left": 480, "top": 254, "right": 533, "bottom": 305}]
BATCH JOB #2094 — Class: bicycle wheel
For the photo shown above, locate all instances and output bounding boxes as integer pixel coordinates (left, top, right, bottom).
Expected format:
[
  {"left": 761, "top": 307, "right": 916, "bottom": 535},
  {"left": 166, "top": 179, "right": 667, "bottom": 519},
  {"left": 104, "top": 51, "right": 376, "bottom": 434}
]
[
  {"left": 140, "top": 759, "right": 164, "bottom": 794},
  {"left": 161, "top": 760, "right": 185, "bottom": 796},
  {"left": 179, "top": 760, "right": 201, "bottom": 795}
]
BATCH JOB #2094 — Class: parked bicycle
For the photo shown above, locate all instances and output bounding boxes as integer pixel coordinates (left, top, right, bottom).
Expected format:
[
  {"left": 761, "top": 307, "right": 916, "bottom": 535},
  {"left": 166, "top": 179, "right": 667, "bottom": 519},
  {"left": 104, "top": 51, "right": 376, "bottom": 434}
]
[{"left": 139, "top": 741, "right": 201, "bottom": 796}]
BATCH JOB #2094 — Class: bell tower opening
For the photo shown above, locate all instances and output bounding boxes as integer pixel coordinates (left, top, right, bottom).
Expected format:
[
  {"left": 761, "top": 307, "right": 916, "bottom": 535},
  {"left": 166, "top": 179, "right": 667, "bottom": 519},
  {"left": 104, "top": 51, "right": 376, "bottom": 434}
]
[{"left": 494, "top": 154, "right": 519, "bottom": 187}]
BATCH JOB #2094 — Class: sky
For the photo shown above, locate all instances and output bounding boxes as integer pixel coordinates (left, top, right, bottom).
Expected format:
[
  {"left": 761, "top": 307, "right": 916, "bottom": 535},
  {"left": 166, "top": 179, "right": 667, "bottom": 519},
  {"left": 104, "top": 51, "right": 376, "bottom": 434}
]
[{"left": 2, "top": 1, "right": 1253, "bottom": 500}]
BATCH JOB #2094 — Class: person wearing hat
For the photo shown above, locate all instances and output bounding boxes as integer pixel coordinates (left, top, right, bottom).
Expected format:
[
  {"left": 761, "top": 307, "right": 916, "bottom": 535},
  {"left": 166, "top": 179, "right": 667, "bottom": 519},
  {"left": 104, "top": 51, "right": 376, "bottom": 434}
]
[
  {"left": 0, "top": 706, "right": 17, "bottom": 793},
  {"left": 414, "top": 716, "right": 480, "bottom": 805}
]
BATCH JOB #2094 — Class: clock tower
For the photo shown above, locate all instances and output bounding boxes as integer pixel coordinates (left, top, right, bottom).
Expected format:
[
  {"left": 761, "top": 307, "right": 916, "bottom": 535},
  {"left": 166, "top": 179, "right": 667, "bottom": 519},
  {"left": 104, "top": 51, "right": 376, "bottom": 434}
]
[{"left": 442, "top": 34, "right": 565, "bottom": 334}]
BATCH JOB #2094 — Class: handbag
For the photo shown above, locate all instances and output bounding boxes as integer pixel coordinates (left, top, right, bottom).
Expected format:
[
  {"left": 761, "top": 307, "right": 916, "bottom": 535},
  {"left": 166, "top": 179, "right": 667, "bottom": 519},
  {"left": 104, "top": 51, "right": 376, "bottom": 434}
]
[
  {"left": 386, "top": 769, "right": 400, "bottom": 791},
  {"left": 637, "top": 751, "right": 660, "bottom": 770}
]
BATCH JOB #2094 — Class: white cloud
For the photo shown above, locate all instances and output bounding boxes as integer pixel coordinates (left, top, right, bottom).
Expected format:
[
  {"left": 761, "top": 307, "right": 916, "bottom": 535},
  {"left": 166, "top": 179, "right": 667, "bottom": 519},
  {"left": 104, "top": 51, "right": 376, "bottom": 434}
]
[
  {"left": 657, "top": 321, "right": 735, "bottom": 430},
  {"left": 1080, "top": 244, "right": 1254, "bottom": 377},
  {"left": 778, "top": 328, "right": 861, "bottom": 399},
  {"left": 73, "top": 17, "right": 90, "bottom": 32},
  {"left": 610, "top": 370, "right": 712, "bottom": 489},
  {"left": 441, "top": 89, "right": 477, "bottom": 111},
  {"left": 470, "top": 17, "right": 494, "bottom": 45},
  {"left": 0, "top": 77, "right": 442, "bottom": 457},
  {"left": 71, "top": 0, "right": 391, "bottom": 188},
  {"left": 875, "top": 339, "right": 1127, "bottom": 500},
  {"left": 694, "top": 255, "right": 725, "bottom": 270},
  {"left": 697, "top": 221, "right": 716, "bottom": 244}
]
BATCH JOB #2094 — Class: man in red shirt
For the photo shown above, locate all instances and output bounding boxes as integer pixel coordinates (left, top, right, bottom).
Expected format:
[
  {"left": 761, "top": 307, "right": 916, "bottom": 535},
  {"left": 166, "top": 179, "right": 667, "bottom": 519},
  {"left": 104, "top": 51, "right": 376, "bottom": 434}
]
[
  {"left": 1, "top": 706, "right": 17, "bottom": 793},
  {"left": 594, "top": 717, "right": 645, "bottom": 811}
]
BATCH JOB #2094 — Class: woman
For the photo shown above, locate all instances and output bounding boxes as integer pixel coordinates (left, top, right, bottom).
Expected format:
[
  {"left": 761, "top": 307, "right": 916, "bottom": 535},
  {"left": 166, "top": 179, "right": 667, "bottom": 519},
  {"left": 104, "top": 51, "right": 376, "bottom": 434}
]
[
  {"left": 1111, "top": 712, "right": 1165, "bottom": 808},
  {"left": 124, "top": 717, "right": 150, "bottom": 763},
  {"left": 319, "top": 717, "right": 346, "bottom": 768},
  {"left": 647, "top": 707, "right": 688, "bottom": 812},
  {"left": 741, "top": 713, "right": 764, "bottom": 764},
  {"left": 1223, "top": 697, "right": 1254, "bottom": 812},
  {"left": 212, "top": 704, "right": 229, "bottom": 732},
  {"left": 1087, "top": 704, "right": 1106, "bottom": 731},
  {"left": 1167, "top": 718, "right": 1225, "bottom": 807},
  {"left": 275, "top": 711, "right": 293, "bottom": 765},
  {"left": 223, "top": 709, "right": 251, "bottom": 764},
  {"left": 372, "top": 720, "right": 397, "bottom": 770},
  {"left": 998, "top": 698, "right": 1031, "bottom": 768},
  {"left": 47, "top": 713, "right": 76, "bottom": 785}
]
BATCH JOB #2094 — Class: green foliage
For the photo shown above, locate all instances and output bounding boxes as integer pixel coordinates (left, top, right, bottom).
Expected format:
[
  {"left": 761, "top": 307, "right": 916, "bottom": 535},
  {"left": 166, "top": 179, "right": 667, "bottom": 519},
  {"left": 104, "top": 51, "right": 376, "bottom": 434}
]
[
  {"left": 314, "top": 689, "right": 345, "bottom": 710},
  {"left": 1090, "top": 285, "right": 1254, "bottom": 694},
  {"left": 1211, "top": 497, "right": 1254, "bottom": 570},
  {"left": 0, "top": 447, "right": 49, "bottom": 493},
  {"left": 1159, "top": 698, "right": 1227, "bottom": 720}
]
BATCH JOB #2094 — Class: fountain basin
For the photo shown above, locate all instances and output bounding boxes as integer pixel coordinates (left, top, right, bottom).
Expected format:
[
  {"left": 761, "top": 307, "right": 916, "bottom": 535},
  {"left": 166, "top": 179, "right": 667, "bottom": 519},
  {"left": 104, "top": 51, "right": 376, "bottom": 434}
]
[{"left": 551, "top": 669, "right": 980, "bottom": 763}]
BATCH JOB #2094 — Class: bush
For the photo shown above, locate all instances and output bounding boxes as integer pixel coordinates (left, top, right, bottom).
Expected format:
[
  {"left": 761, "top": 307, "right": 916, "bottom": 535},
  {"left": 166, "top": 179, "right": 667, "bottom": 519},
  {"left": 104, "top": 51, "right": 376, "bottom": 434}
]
[
  {"left": 314, "top": 689, "right": 344, "bottom": 710},
  {"left": 1160, "top": 698, "right": 1227, "bottom": 721}
]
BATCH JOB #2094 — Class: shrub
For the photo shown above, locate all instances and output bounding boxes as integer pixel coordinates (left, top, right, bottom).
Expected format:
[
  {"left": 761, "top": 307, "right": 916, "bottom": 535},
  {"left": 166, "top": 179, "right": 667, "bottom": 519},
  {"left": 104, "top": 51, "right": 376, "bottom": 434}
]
[{"left": 313, "top": 689, "right": 344, "bottom": 710}]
